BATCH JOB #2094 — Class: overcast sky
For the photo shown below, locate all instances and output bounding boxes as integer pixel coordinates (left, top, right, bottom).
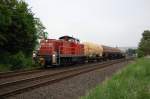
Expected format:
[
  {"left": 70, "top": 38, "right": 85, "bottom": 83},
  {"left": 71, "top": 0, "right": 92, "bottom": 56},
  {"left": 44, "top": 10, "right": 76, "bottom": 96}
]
[{"left": 25, "top": 0, "right": 150, "bottom": 47}]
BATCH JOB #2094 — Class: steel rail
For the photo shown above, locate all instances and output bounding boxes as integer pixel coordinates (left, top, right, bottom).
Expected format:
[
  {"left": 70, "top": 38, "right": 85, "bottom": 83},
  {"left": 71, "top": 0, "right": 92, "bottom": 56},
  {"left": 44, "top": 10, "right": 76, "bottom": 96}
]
[
  {"left": 0, "top": 68, "right": 43, "bottom": 79},
  {"left": 0, "top": 59, "right": 130, "bottom": 98}
]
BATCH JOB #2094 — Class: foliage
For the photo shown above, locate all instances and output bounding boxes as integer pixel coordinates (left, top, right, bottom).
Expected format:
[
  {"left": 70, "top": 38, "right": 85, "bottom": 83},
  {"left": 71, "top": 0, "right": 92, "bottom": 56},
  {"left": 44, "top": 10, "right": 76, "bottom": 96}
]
[
  {"left": 0, "top": 0, "right": 45, "bottom": 57},
  {"left": 0, "top": 64, "right": 10, "bottom": 72},
  {"left": 9, "top": 51, "right": 26, "bottom": 70},
  {"left": 0, "top": 0, "right": 46, "bottom": 71},
  {"left": 0, "top": 51, "right": 39, "bottom": 71},
  {"left": 81, "top": 58, "right": 150, "bottom": 99},
  {"left": 138, "top": 30, "right": 150, "bottom": 57},
  {"left": 126, "top": 48, "right": 137, "bottom": 56},
  {"left": 35, "top": 18, "right": 48, "bottom": 39}
]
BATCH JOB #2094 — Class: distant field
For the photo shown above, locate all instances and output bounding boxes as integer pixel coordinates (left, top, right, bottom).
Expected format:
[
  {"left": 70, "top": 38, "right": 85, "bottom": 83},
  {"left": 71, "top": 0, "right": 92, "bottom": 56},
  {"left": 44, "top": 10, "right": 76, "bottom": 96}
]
[{"left": 81, "top": 58, "right": 150, "bottom": 99}]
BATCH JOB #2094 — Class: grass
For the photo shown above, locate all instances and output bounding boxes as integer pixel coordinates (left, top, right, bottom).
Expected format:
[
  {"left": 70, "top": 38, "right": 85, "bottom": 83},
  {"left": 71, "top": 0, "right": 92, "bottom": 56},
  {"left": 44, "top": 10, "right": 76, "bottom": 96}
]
[
  {"left": 81, "top": 58, "right": 150, "bottom": 99},
  {"left": 0, "top": 64, "right": 10, "bottom": 72},
  {"left": 0, "top": 63, "right": 40, "bottom": 72}
]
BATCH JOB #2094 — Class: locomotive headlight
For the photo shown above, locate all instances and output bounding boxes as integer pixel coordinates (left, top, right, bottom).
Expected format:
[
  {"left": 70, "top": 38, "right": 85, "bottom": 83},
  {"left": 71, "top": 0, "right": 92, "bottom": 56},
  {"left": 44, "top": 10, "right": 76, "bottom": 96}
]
[
  {"left": 53, "top": 54, "right": 56, "bottom": 57},
  {"left": 52, "top": 53, "right": 57, "bottom": 64}
]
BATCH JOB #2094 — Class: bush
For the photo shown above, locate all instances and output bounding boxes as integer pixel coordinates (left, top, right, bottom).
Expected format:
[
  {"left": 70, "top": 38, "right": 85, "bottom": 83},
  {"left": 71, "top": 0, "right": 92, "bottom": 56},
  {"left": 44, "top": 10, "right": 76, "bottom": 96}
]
[
  {"left": 0, "top": 51, "right": 40, "bottom": 72},
  {"left": 137, "top": 50, "right": 144, "bottom": 57},
  {"left": 9, "top": 52, "right": 27, "bottom": 70},
  {"left": 0, "top": 52, "right": 11, "bottom": 64},
  {"left": 24, "top": 57, "right": 40, "bottom": 70}
]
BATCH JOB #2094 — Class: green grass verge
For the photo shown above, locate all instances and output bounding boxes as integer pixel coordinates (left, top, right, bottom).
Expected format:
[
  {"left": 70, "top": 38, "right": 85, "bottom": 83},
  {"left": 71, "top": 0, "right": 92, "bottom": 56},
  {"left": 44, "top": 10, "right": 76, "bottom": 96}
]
[
  {"left": 81, "top": 58, "right": 150, "bottom": 99},
  {"left": 0, "top": 64, "right": 10, "bottom": 72},
  {"left": 0, "top": 63, "right": 40, "bottom": 72}
]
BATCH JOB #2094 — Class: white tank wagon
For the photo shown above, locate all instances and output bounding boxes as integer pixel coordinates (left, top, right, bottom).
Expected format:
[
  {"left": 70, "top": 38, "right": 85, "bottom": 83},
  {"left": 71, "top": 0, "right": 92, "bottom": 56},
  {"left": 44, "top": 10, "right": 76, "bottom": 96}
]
[{"left": 83, "top": 42, "right": 103, "bottom": 61}]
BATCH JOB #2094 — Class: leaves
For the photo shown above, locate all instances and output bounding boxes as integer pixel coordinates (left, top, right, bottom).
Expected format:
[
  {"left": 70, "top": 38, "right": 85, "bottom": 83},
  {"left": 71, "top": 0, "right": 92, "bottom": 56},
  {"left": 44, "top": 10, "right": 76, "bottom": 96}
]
[{"left": 0, "top": 0, "right": 45, "bottom": 57}]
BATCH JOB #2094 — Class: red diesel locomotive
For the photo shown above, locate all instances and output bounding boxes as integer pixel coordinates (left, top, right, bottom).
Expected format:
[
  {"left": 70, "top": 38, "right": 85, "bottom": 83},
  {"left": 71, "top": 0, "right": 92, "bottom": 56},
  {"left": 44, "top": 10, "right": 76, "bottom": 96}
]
[{"left": 37, "top": 36, "right": 85, "bottom": 66}]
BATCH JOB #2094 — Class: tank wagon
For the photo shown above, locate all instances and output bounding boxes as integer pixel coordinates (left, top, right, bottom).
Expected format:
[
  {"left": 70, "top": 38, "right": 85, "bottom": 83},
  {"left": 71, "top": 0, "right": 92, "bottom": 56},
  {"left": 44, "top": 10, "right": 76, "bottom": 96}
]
[
  {"left": 102, "top": 46, "right": 124, "bottom": 60},
  {"left": 37, "top": 36, "right": 124, "bottom": 67},
  {"left": 83, "top": 42, "right": 103, "bottom": 62}
]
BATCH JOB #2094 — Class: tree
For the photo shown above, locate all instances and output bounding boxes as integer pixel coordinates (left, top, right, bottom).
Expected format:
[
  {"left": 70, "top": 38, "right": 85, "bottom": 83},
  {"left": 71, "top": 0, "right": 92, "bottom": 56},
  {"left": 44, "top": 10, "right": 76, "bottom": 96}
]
[
  {"left": 126, "top": 48, "right": 137, "bottom": 56},
  {"left": 35, "top": 18, "right": 47, "bottom": 39},
  {"left": 138, "top": 30, "right": 150, "bottom": 57},
  {"left": 0, "top": 0, "right": 45, "bottom": 57}
]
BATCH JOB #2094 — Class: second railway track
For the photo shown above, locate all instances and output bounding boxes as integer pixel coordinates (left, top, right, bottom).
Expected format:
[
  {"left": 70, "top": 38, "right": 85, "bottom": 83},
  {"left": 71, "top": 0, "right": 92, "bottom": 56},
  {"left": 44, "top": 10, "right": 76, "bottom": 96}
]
[{"left": 0, "top": 59, "right": 129, "bottom": 98}]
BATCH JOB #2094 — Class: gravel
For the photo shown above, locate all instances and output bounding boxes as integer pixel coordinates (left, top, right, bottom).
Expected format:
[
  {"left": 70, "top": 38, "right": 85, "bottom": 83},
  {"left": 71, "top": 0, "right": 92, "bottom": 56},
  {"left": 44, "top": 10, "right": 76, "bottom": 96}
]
[{"left": 7, "top": 61, "right": 130, "bottom": 99}]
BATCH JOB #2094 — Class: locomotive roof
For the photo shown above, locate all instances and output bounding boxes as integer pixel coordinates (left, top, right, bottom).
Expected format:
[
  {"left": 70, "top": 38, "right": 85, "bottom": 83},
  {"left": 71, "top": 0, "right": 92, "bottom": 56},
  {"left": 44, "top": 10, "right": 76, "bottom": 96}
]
[{"left": 59, "top": 36, "right": 80, "bottom": 42}]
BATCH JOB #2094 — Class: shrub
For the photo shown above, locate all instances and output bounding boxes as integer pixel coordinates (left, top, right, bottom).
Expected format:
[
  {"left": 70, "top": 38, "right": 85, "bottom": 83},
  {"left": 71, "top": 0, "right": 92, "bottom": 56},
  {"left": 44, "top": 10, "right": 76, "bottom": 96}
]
[
  {"left": 9, "top": 52, "right": 27, "bottom": 70},
  {"left": 0, "top": 51, "right": 39, "bottom": 71}
]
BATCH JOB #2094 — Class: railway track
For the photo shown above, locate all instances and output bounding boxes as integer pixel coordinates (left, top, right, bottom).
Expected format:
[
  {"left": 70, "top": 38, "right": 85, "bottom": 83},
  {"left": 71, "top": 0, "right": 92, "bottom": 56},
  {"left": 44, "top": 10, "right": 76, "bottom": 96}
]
[
  {"left": 0, "top": 68, "right": 42, "bottom": 79},
  {"left": 0, "top": 59, "right": 129, "bottom": 98}
]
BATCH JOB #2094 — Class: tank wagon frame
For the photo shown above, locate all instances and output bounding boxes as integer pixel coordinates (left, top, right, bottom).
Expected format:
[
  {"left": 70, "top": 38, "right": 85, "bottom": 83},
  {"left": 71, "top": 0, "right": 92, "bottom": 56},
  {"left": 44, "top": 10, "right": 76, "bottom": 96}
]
[{"left": 36, "top": 36, "right": 125, "bottom": 67}]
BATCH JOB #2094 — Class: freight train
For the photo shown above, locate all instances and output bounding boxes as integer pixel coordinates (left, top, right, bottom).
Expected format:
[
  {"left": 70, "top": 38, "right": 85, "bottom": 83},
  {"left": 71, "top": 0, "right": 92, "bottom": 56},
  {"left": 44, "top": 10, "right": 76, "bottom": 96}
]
[{"left": 36, "top": 36, "right": 125, "bottom": 67}]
